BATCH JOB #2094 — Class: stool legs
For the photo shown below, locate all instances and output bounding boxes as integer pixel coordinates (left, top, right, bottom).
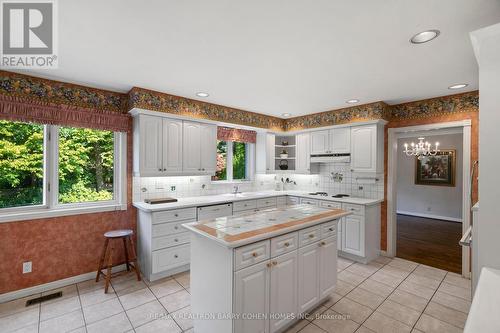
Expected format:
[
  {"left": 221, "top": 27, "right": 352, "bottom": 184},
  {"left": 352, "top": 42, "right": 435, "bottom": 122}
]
[
  {"left": 123, "top": 238, "right": 130, "bottom": 272},
  {"left": 104, "top": 241, "right": 114, "bottom": 293},
  {"left": 128, "top": 236, "right": 141, "bottom": 281},
  {"left": 96, "top": 238, "right": 109, "bottom": 282}
]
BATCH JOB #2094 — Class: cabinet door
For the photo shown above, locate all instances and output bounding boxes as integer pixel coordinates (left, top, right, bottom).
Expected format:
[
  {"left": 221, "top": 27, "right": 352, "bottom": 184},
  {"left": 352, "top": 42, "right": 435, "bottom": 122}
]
[
  {"left": 351, "top": 125, "right": 377, "bottom": 173},
  {"left": 319, "top": 236, "right": 337, "bottom": 299},
  {"left": 295, "top": 133, "right": 310, "bottom": 174},
  {"left": 310, "top": 130, "right": 330, "bottom": 154},
  {"left": 199, "top": 123, "right": 217, "bottom": 173},
  {"left": 270, "top": 251, "right": 298, "bottom": 333},
  {"left": 182, "top": 121, "right": 202, "bottom": 173},
  {"left": 266, "top": 133, "right": 275, "bottom": 172},
  {"left": 139, "top": 115, "right": 162, "bottom": 176},
  {"left": 297, "top": 243, "right": 320, "bottom": 314},
  {"left": 330, "top": 128, "right": 351, "bottom": 153},
  {"left": 342, "top": 215, "right": 365, "bottom": 257},
  {"left": 234, "top": 261, "right": 270, "bottom": 333},
  {"left": 337, "top": 219, "right": 342, "bottom": 251},
  {"left": 162, "top": 118, "right": 183, "bottom": 173}
]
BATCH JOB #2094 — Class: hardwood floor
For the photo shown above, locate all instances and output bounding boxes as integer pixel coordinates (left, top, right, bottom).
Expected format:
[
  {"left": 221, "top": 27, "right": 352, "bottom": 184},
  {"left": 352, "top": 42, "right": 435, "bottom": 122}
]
[{"left": 396, "top": 214, "right": 462, "bottom": 273}]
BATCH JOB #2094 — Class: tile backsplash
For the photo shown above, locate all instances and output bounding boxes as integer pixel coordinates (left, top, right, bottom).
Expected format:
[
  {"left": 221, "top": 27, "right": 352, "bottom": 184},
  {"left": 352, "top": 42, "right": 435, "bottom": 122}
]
[{"left": 133, "top": 163, "right": 384, "bottom": 202}]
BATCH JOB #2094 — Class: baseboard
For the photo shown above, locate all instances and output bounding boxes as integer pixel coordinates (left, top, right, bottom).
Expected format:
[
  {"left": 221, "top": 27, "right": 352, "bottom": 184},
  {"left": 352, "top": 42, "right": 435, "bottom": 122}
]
[
  {"left": 0, "top": 264, "right": 127, "bottom": 304},
  {"left": 397, "top": 210, "right": 463, "bottom": 223}
]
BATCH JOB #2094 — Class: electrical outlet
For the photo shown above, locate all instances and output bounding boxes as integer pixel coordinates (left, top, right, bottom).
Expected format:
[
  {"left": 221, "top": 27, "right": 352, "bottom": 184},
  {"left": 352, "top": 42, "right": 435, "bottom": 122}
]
[
  {"left": 170, "top": 185, "right": 176, "bottom": 191},
  {"left": 23, "top": 261, "right": 32, "bottom": 274}
]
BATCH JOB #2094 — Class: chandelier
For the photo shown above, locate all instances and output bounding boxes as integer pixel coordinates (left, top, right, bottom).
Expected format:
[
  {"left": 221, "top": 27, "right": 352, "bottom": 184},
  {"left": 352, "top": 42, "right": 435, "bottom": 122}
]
[{"left": 403, "top": 137, "right": 439, "bottom": 160}]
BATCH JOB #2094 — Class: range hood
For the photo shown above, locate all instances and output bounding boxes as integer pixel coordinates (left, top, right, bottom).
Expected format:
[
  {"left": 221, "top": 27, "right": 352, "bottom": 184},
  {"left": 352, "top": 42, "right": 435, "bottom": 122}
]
[{"left": 310, "top": 153, "right": 350, "bottom": 163}]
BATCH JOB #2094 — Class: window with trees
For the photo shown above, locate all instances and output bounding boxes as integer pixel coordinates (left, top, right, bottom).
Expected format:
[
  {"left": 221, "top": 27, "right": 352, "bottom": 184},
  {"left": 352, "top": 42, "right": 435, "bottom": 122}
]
[{"left": 213, "top": 140, "right": 251, "bottom": 182}]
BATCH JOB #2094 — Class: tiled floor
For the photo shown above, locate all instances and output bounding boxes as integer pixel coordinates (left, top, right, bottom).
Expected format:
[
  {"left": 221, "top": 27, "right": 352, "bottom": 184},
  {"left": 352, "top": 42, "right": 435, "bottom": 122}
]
[{"left": 0, "top": 256, "right": 472, "bottom": 333}]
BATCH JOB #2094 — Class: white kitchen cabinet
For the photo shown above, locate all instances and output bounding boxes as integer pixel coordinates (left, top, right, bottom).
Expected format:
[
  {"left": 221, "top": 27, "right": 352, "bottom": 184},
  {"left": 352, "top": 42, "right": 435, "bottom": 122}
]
[
  {"left": 270, "top": 251, "right": 298, "bottom": 333},
  {"left": 310, "top": 130, "right": 330, "bottom": 154},
  {"left": 330, "top": 127, "right": 351, "bottom": 154},
  {"left": 200, "top": 123, "right": 217, "bottom": 173},
  {"left": 138, "top": 115, "right": 163, "bottom": 176},
  {"left": 342, "top": 215, "right": 364, "bottom": 257},
  {"left": 266, "top": 133, "right": 275, "bottom": 173},
  {"left": 234, "top": 260, "right": 270, "bottom": 333},
  {"left": 295, "top": 133, "right": 311, "bottom": 173},
  {"left": 350, "top": 124, "right": 383, "bottom": 173},
  {"left": 297, "top": 242, "right": 321, "bottom": 314},
  {"left": 182, "top": 121, "right": 216, "bottom": 174},
  {"left": 162, "top": 118, "right": 183, "bottom": 173},
  {"left": 319, "top": 236, "right": 337, "bottom": 299}
]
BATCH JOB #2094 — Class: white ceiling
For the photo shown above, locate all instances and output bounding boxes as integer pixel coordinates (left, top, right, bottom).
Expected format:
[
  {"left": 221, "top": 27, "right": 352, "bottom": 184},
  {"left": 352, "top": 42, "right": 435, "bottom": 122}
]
[{"left": 18, "top": 0, "right": 500, "bottom": 117}]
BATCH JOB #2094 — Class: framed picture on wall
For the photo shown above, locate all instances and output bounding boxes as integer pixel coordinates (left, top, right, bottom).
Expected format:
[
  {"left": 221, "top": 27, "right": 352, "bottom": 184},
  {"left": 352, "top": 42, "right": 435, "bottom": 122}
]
[{"left": 415, "top": 150, "right": 456, "bottom": 186}]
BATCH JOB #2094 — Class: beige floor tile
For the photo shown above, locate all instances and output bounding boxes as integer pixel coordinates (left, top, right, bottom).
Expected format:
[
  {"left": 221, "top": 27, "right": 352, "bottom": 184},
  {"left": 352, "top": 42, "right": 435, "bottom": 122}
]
[
  {"left": 126, "top": 300, "right": 167, "bottom": 328},
  {"left": 345, "top": 263, "right": 379, "bottom": 277},
  {"left": 443, "top": 273, "right": 471, "bottom": 290},
  {"left": 170, "top": 305, "right": 193, "bottom": 331},
  {"left": 77, "top": 279, "right": 109, "bottom": 294},
  {"left": 359, "top": 279, "right": 394, "bottom": 298},
  {"left": 183, "top": 328, "right": 194, "bottom": 333},
  {"left": 373, "top": 256, "right": 393, "bottom": 265},
  {"left": 297, "top": 323, "right": 326, "bottom": 333},
  {"left": 283, "top": 319, "right": 309, "bottom": 333},
  {"left": 135, "top": 317, "right": 182, "bottom": 333},
  {"left": 41, "top": 285, "right": 78, "bottom": 303},
  {"left": 305, "top": 305, "right": 328, "bottom": 321},
  {"left": 424, "top": 301, "right": 468, "bottom": 328},
  {"left": 387, "top": 290, "right": 428, "bottom": 312},
  {"left": 0, "top": 295, "right": 40, "bottom": 319},
  {"left": 111, "top": 274, "right": 148, "bottom": 297},
  {"left": 148, "top": 279, "right": 183, "bottom": 299},
  {"left": 378, "top": 266, "right": 411, "bottom": 279},
  {"left": 387, "top": 258, "right": 418, "bottom": 272},
  {"left": 369, "top": 271, "right": 405, "bottom": 288},
  {"left": 173, "top": 271, "right": 190, "bottom": 289},
  {"left": 338, "top": 270, "right": 366, "bottom": 286},
  {"left": 431, "top": 291, "right": 471, "bottom": 314},
  {"left": 86, "top": 312, "right": 132, "bottom": 333},
  {"left": 40, "top": 295, "right": 81, "bottom": 321},
  {"left": 159, "top": 290, "right": 190, "bottom": 313},
  {"left": 364, "top": 311, "right": 412, "bottom": 333},
  {"left": 0, "top": 307, "right": 39, "bottom": 332},
  {"left": 312, "top": 309, "right": 360, "bottom": 333},
  {"left": 413, "top": 265, "right": 447, "bottom": 281},
  {"left": 338, "top": 257, "right": 355, "bottom": 266},
  {"left": 346, "top": 288, "right": 384, "bottom": 310},
  {"left": 438, "top": 282, "right": 471, "bottom": 300},
  {"left": 356, "top": 326, "right": 376, "bottom": 333},
  {"left": 397, "top": 280, "right": 435, "bottom": 300},
  {"left": 12, "top": 323, "right": 38, "bottom": 333},
  {"left": 335, "top": 281, "right": 357, "bottom": 296},
  {"left": 322, "top": 292, "right": 343, "bottom": 308},
  {"left": 332, "top": 297, "right": 373, "bottom": 324},
  {"left": 79, "top": 286, "right": 117, "bottom": 307},
  {"left": 377, "top": 300, "right": 421, "bottom": 327},
  {"left": 405, "top": 274, "right": 441, "bottom": 290},
  {"left": 119, "top": 288, "right": 156, "bottom": 310},
  {"left": 82, "top": 298, "right": 124, "bottom": 324},
  {"left": 415, "top": 313, "right": 462, "bottom": 333},
  {"left": 39, "top": 309, "right": 85, "bottom": 333}
]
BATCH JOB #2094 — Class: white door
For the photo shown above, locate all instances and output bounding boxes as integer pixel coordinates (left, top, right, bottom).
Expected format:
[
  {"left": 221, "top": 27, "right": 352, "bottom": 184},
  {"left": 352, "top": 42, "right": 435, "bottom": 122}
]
[
  {"left": 270, "top": 251, "right": 298, "bottom": 333},
  {"left": 139, "top": 115, "right": 162, "bottom": 176},
  {"left": 351, "top": 125, "right": 376, "bottom": 173},
  {"left": 295, "top": 133, "right": 310, "bottom": 174},
  {"left": 310, "top": 130, "right": 330, "bottom": 154},
  {"left": 182, "top": 121, "right": 202, "bottom": 173},
  {"left": 297, "top": 243, "right": 320, "bottom": 314},
  {"left": 342, "top": 215, "right": 365, "bottom": 257},
  {"left": 319, "top": 236, "right": 337, "bottom": 299},
  {"left": 199, "top": 123, "right": 217, "bottom": 173},
  {"left": 266, "top": 133, "right": 275, "bottom": 172},
  {"left": 331, "top": 128, "right": 351, "bottom": 153},
  {"left": 162, "top": 118, "right": 183, "bottom": 173},
  {"left": 234, "top": 261, "right": 270, "bottom": 333}
]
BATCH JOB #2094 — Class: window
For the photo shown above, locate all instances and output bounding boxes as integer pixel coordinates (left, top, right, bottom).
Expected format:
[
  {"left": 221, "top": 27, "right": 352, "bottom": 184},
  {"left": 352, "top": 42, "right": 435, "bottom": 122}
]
[
  {"left": 0, "top": 120, "right": 126, "bottom": 221},
  {"left": 212, "top": 140, "right": 252, "bottom": 182}
]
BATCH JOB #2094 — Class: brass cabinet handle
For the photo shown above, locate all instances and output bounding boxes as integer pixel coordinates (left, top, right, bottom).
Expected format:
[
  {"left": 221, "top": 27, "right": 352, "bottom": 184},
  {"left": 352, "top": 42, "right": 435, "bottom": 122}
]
[
  {"left": 328, "top": 227, "right": 334, "bottom": 231},
  {"left": 266, "top": 262, "right": 272, "bottom": 268},
  {"left": 308, "top": 234, "right": 315, "bottom": 238},
  {"left": 252, "top": 252, "right": 258, "bottom": 257},
  {"left": 174, "top": 254, "right": 178, "bottom": 258},
  {"left": 174, "top": 238, "right": 178, "bottom": 242},
  {"left": 284, "top": 242, "right": 290, "bottom": 247},
  {"left": 272, "top": 261, "right": 278, "bottom": 266},
  {"left": 174, "top": 226, "right": 178, "bottom": 229},
  {"left": 321, "top": 241, "right": 326, "bottom": 246}
]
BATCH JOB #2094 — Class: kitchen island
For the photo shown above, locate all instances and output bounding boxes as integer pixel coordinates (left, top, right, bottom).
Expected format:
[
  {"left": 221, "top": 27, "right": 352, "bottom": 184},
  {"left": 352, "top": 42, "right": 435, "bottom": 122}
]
[{"left": 183, "top": 204, "right": 351, "bottom": 333}]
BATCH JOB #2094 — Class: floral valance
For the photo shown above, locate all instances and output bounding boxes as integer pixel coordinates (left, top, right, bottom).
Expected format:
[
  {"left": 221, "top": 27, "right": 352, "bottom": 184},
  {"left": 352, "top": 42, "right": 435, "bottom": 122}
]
[
  {"left": 217, "top": 126, "right": 256, "bottom": 143},
  {"left": 0, "top": 94, "right": 130, "bottom": 132}
]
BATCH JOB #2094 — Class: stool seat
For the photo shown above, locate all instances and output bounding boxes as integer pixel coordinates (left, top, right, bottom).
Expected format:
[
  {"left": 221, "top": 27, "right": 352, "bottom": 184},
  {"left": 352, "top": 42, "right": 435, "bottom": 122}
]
[{"left": 104, "top": 229, "right": 133, "bottom": 238}]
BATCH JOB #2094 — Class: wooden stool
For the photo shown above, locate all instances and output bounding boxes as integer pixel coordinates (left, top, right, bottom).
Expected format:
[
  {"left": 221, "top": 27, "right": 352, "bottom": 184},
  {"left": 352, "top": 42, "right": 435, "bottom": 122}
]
[{"left": 96, "top": 229, "right": 141, "bottom": 293}]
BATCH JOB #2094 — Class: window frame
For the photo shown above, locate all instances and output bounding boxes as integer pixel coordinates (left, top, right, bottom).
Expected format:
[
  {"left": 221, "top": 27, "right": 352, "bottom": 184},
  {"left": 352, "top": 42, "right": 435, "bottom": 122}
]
[
  {"left": 212, "top": 140, "right": 255, "bottom": 183},
  {"left": 0, "top": 123, "right": 127, "bottom": 223}
]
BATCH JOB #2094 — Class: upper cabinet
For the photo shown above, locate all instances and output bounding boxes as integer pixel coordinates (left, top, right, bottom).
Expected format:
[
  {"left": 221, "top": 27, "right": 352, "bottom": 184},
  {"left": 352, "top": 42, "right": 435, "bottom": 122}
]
[
  {"left": 137, "top": 115, "right": 163, "bottom": 176},
  {"left": 311, "top": 128, "right": 351, "bottom": 154},
  {"left": 266, "top": 133, "right": 275, "bottom": 173},
  {"left": 183, "top": 121, "right": 217, "bottom": 174},
  {"left": 295, "top": 133, "right": 310, "bottom": 174},
  {"left": 350, "top": 124, "right": 384, "bottom": 173},
  {"left": 162, "top": 118, "right": 183, "bottom": 173}
]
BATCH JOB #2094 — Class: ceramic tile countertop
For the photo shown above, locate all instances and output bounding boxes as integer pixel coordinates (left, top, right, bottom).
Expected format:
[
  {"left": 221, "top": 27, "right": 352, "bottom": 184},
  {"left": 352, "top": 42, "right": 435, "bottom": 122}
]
[
  {"left": 133, "top": 190, "right": 383, "bottom": 212},
  {"left": 182, "top": 204, "right": 351, "bottom": 248}
]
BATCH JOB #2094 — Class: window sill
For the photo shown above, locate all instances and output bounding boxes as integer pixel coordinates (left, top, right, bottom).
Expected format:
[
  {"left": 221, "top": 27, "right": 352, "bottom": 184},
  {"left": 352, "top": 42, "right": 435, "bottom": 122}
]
[
  {"left": 210, "top": 180, "right": 253, "bottom": 185},
  {"left": 0, "top": 203, "right": 127, "bottom": 224}
]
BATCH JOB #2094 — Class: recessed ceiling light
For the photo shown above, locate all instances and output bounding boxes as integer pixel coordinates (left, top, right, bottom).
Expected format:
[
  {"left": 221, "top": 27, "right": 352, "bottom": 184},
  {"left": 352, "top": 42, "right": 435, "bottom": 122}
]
[
  {"left": 410, "top": 30, "right": 440, "bottom": 44},
  {"left": 196, "top": 92, "right": 209, "bottom": 97},
  {"left": 346, "top": 99, "right": 359, "bottom": 104},
  {"left": 448, "top": 83, "right": 468, "bottom": 90},
  {"left": 281, "top": 113, "right": 291, "bottom": 117}
]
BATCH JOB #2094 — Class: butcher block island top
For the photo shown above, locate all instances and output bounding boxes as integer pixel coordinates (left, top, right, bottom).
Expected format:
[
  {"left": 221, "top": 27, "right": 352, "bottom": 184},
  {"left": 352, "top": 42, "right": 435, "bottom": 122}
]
[{"left": 182, "top": 204, "right": 351, "bottom": 248}]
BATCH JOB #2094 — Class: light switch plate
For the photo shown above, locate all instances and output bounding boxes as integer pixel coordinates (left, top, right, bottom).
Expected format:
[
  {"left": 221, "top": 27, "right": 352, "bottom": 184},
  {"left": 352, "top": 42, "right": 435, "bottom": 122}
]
[{"left": 23, "top": 261, "right": 32, "bottom": 274}]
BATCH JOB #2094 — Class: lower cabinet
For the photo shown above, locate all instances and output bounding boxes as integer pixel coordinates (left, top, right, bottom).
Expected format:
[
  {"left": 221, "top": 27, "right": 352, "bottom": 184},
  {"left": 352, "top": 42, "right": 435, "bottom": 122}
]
[
  {"left": 342, "top": 215, "right": 364, "bottom": 257},
  {"left": 270, "top": 251, "right": 298, "bottom": 332}
]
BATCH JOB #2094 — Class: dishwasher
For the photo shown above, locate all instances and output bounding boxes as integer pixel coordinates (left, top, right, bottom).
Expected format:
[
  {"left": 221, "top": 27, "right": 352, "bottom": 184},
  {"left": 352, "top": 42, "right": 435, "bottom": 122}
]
[{"left": 197, "top": 203, "right": 233, "bottom": 221}]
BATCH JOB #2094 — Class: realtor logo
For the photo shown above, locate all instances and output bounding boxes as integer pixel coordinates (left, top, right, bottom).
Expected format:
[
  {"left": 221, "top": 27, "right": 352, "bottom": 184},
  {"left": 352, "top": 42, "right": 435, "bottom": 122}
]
[{"left": 1, "top": 0, "right": 58, "bottom": 68}]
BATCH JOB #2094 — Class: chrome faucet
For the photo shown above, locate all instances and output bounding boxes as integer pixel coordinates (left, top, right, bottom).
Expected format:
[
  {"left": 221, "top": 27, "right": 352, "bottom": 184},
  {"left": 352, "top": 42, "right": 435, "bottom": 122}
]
[{"left": 232, "top": 185, "right": 241, "bottom": 194}]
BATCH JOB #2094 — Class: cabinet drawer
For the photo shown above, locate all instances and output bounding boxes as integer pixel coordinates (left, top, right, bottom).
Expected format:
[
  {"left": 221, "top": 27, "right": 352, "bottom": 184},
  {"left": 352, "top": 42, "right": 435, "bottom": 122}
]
[
  {"left": 152, "top": 232, "right": 190, "bottom": 251},
  {"left": 197, "top": 203, "right": 233, "bottom": 220},
  {"left": 299, "top": 226, "right": 321, "bottom": 247},
  {"left": 270, "top": 232, "right": 298, "bottom": 257},
  {"left": 287, "top": 196, "right": 300, "bottom": 205},
  {"left": 321, "top": 221, "right": 337, "bottom": 239},
  {"left": 152, "top": 208, "right": 197, "bottom": 224},
  {"left": 300, "top": 198, "right": 319, "bottom": 206},
  {"left": 256, "top": 197, "right": 277, "bottom": 209},
  {"left": 343, "top": 203, "right": 364, "bottom": 216},
  {"left": 277, "top": 196, "right": 287, "bottom": 208},
  {"left": 234, "top": 240, "right": 270, "bottom": 271},
  {"left": 152, "top": 244, "right": 190, "bottom": 274},
  {"left": 233, "top": 200, "right": 257, "bottom": 212},
  {"left": 152, "top": 219, "right": 195, "bottom": 237},
  {"left": 320, "top": 201, "right": 341, "bottom": 209}
]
